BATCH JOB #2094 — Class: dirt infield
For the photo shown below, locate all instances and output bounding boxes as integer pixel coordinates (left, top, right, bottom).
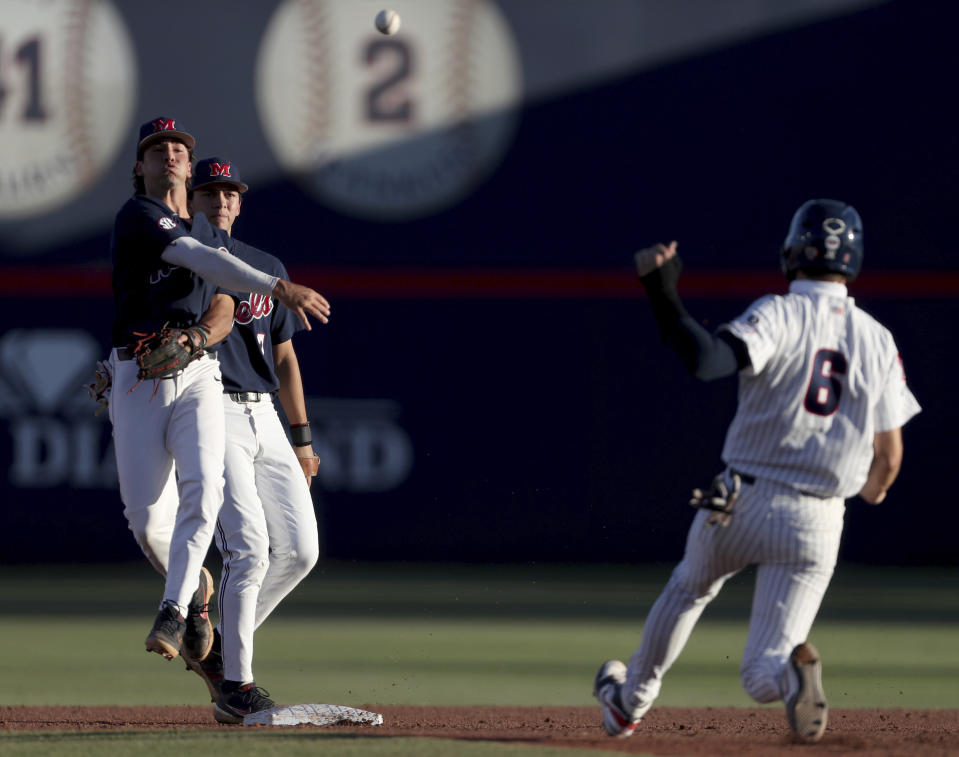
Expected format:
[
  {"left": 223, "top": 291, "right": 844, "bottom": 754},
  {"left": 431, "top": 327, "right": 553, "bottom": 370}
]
[{"left": 2, "top": 705, "right": 957, "bottom": 756}]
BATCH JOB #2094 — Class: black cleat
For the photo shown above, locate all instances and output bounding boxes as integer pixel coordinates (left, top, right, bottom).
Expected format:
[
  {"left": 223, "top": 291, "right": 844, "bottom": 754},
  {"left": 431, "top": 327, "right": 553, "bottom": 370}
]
[
  {"left": 185, "top": 627, "right": 224, "bottom": 701},
  {"left": 214, "top": 680, "right": 276, "bottom": 725},
  {"left": 182, "top": 567, "right": 214, "bottom": 662},
  {"left": 145, "top": 602, "right": 186, "bottom": 661}
]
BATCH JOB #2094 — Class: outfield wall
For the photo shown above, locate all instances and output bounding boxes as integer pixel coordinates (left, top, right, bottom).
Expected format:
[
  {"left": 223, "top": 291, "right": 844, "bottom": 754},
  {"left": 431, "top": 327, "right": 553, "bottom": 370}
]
[{"left": 0, "top": 0, "right": 951, "bottom": 564}]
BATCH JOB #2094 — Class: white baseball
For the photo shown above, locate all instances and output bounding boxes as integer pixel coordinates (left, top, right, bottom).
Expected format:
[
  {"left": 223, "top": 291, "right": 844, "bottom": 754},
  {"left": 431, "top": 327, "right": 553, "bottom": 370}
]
[{"left": 375, "top": 9, "right": 401, "bottom": 35}]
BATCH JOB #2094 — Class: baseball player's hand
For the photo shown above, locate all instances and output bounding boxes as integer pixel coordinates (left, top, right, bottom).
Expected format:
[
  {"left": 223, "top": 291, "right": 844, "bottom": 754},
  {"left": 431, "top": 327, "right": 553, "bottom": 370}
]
[
  {"left": 296, "top": 446, "right": 320, "bottom": 487},
  {"left": 176, "top": 332, "right": 198, "bottom": 351},
  {"left": 634, "top": 241, "right": 678, "bottom": 278},
  {"left": 83, "top": 360, "right": 112, "bottom": 417},
  {"left": 272, "top": 280, "right": 331, "bottom": 330},
  {"left": 690, "top": 472, "right": 740, "bottom": 527}
]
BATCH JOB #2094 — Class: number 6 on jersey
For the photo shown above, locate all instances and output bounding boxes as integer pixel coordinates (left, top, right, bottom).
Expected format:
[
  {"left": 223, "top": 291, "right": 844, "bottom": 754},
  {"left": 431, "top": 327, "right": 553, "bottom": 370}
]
[{"left": 804, "top": 349, "right": 847, "bottom": 416}]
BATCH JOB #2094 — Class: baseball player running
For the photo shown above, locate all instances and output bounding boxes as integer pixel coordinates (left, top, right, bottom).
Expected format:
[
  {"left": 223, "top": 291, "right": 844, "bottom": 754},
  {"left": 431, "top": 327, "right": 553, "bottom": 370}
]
[
  {"left": 184, "top": 157, "right": 322, "bottom": 723},
  {"left": 110, "top": 118, "right": 330, "bottom": 666},
  {"left": 593, "top": 199, "right": 920, "bottom": 743}
]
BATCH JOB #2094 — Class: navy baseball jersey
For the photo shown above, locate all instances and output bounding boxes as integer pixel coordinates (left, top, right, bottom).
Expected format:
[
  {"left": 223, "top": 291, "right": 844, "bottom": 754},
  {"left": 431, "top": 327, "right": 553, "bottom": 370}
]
[
  {"left": 111, "top": 196, "right": 230, "bottom": 347},
  {"left": 216, "top": 238, "right": 301, "bottom": 394}
]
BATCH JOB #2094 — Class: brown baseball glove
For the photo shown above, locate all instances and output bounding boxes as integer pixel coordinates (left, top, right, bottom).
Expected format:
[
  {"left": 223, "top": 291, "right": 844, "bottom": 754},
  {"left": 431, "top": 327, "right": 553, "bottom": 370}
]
[{"left": 131, "top": 325, "right": 210, "bottom": 382}]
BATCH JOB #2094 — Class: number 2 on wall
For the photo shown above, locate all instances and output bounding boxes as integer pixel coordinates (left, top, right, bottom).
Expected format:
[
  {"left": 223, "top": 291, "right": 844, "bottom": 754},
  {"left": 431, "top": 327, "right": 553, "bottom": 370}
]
[
  {"left": 803, "top": 349, "right": 848, "bottom": 416},
  {"left": 364, "top": 38, "right": 413, "bottom": 123}
]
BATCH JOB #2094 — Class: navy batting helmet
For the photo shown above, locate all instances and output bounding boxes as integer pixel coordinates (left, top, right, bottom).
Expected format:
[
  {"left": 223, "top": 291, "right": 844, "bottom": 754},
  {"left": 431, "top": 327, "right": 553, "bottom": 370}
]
[{"left": 781, "top": 199, "right": 863, "bottom": 281}]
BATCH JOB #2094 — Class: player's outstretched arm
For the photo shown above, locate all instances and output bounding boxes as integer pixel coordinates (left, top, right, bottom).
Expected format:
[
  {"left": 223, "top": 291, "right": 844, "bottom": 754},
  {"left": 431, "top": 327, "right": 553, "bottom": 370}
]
[
  {"left": 634, "top": 241, "right": 747, "bottom": 380},
  {"left": 858, "top": 428, "right": 903, "bottom": 504},
  {"left": 272, "top": 280, "right": 331, "bottom": 331},
  {"left": 161, "top": 237, "right": 331, "bottom": 329},
  {"left": 274, "top": 339, "right": 319, "bottom": 487},
  {"left": 162, "top": 236, "right": 279, "bottom": 293}
]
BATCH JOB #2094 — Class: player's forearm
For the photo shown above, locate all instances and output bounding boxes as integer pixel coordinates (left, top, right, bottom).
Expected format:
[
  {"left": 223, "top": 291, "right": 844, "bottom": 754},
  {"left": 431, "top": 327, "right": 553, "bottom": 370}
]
[
  {"left": 858, "top": 429, "right": 903, "bottom": 504},
  {"left": 162, "top": 236, "right": 279, "bottom": 295},
  {"left": 197, "top": 294, "right": 236, "bottom": 347},
  {"left": 274, "top": 343, "right": 318, "bottom": 486},
  {"left": 640, "top": 260, "right": 690, "bottom": 341},
  {"left": 858, "top": 459, "right": 898, "bottom": 504},
  {"left": 273, "top": 343, "right": 309, "bottom": 424}
]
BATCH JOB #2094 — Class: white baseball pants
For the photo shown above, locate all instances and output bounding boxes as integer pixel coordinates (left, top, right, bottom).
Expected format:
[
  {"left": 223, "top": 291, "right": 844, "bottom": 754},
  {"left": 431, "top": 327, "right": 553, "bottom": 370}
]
[
  {"left": 109, "top": 350, "right": 226, "bottom": 612},
  {"left": 624, "top": 474, "right": 844, "bottom": 714},
  {"left": 215, "top": 394, "right": 320, "bottom": 683}
]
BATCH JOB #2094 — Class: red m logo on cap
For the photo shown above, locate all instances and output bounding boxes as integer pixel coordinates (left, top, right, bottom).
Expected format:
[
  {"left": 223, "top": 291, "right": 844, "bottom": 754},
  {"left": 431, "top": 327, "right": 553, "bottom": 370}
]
[
  {"left": 152, "top": 118, "right": 176, "bottom": 132},
  {"left": 209, "top": 163, "right": 232, "bottom": 178}
]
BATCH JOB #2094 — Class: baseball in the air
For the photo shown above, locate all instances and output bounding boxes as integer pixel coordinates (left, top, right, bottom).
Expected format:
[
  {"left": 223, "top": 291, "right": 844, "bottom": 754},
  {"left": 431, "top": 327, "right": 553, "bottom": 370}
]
[{"left": 375, "top": 9, "right": 401, "bottom": 35}]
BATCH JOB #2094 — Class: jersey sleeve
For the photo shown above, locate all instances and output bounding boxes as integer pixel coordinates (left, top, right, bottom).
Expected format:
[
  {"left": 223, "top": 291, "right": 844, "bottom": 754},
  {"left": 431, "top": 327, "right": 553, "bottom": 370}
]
[
  {"left": 117, "top": 198, "right": 190, "bottom": 261},
  {"left": 270, "top": 261, "right": 303, "bottom": 344},
  {"left": 718, "top": 295, "right": 785, "bottom": 375},
  {"left": 874, "top": 347, "right": 922, "bottom": 432}
]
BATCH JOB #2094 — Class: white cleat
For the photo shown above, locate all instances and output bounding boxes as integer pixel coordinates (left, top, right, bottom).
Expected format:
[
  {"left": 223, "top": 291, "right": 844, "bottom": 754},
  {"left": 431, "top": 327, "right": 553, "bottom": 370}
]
[
  {"left": 593, "top": 659, "right": 639, "bottom": 738},
  {"left": 785, "top": 642, "right": 828, "bottom": 743}
]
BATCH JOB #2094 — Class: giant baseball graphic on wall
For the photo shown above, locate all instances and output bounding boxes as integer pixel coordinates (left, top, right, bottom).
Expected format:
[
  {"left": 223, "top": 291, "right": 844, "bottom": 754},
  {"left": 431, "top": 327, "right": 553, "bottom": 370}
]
[
  {"left": 0, "top": 0, "right": 136, "bottom": 219},
  {"left": 255, "top": 0, "right": 522, "bottom": 221}
]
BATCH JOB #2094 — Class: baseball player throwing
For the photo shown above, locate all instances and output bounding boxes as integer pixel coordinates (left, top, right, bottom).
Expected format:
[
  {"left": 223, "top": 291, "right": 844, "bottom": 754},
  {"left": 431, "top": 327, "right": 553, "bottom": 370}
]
[
  {"left": 593, "top": 199, "right": 920, "bottom": 743},
  {"left": 185, "top": 157, "right": 322, "bottom": 723},
  {"left": 109, "top": 118, "right": 330, "bottom": 666}
]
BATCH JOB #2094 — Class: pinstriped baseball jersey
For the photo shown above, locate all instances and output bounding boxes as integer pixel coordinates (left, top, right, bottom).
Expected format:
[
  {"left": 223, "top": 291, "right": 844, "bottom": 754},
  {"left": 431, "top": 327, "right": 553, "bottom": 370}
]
[{"left": 720, "top": 279, "right": 921, "bottom": 498}]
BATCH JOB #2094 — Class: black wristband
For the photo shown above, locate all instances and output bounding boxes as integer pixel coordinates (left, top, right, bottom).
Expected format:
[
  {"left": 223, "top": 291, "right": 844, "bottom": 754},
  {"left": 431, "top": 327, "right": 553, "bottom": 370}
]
[
  {"left": 186, "top": 325, "right": 210, "bottom": 352},
  {"left": 290, "top": 422, "right": 312, "bottom": 447}
]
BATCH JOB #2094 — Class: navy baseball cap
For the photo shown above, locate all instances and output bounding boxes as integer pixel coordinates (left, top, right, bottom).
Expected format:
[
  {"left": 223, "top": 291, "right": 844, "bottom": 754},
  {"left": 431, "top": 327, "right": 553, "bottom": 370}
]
[
  {"left": 193, "top": 157, "right": 249, "bottom": 193},
  {"left": 137, "top": 117, "right": 195, "bottom": 157}
]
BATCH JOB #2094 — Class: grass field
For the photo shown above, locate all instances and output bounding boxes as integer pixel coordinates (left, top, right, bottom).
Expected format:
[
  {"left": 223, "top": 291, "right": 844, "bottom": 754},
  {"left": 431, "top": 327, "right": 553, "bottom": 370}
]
[
  {"left": 0, "top": 733, "right": 612, "bottom": 757},
  {"left": 1, "top": 560, "right": 956, "bottom": 708},
  {"left": 1, "top": 560, "right": 957, "bottom": 754}
]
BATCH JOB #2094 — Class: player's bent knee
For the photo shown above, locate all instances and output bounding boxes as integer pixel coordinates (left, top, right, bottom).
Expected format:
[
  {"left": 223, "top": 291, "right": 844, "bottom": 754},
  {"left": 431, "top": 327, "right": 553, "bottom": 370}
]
[
  {"left": 665, "top": 569, "right": 723, "bottom": 605},
  {"left": 281, "top": 527, "right": 320, "bottom": 570},
  {"left": 229, "top": 554, "right": 270, "bottom": 586},
  {"left": 299, "top": 537, "right": 320, "bottom": 574},
  {"left": 272, "top": 544, "right": 318, "bottom": 582}
]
